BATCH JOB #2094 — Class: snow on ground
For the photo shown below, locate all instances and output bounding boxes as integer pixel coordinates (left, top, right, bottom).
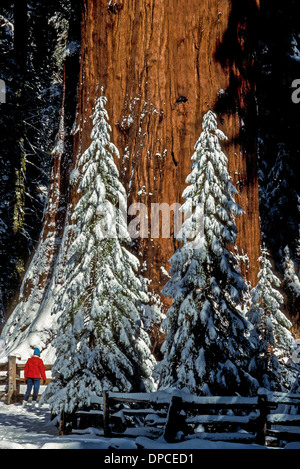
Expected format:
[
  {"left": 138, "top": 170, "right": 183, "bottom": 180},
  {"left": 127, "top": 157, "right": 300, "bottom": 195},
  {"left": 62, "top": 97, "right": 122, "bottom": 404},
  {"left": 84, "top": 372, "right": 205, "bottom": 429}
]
[
  {"left": 0, "top": 400, "right": 299, "bottom": 450},
  {"left": 0, "top": 401, "right": 140, "bottom": 450}
]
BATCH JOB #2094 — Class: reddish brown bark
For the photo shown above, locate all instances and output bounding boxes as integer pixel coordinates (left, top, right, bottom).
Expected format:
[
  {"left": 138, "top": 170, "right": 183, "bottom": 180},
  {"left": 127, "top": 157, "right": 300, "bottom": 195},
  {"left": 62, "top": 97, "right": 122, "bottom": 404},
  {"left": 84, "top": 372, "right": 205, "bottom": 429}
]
[
  {"left": 7, "top": 0, "right": 261, "bottom": 324},
  {"left": 75, "top": 0, "right": 261, "bottom": 306}
]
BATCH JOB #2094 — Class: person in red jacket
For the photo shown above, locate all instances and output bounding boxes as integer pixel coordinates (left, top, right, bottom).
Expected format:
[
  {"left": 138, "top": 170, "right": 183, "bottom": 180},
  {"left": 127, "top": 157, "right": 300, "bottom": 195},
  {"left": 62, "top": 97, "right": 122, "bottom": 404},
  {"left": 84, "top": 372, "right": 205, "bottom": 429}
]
[{"left": 23, "top": 348, "right": 46, "bottom": 406}]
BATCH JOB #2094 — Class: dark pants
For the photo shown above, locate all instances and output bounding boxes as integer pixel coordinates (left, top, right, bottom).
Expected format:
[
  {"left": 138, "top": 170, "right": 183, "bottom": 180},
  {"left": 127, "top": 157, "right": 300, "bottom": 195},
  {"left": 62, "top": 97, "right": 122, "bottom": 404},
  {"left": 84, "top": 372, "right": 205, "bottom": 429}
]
[{"left": 24, "top": 378, "right": 40, "bottom": 401}]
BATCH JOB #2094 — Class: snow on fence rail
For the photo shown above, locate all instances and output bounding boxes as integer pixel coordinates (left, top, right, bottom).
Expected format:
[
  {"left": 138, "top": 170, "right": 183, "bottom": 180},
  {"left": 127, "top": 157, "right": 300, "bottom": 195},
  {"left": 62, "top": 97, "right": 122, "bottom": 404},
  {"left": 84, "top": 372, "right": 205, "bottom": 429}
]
[
  {"left": 0, "top": 356, "right": 52, "bottom": 404},
  {"left": 96, "top": 390, "right": 267, "bottom": 444},
  {"left": 74, "top": 388, "right": 300, "bottom": 447},
  {"left": 2, "top": 357, "right": 300, "bottom": 446}
]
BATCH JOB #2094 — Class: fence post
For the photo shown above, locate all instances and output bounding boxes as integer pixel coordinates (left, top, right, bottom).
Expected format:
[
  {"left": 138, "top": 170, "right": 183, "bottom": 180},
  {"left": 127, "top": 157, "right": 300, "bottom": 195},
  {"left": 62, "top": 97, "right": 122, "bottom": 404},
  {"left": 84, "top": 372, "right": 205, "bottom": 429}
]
[
  {"left": 103, "top": 390, "right": 110, "bottom": 437},
  {"left": 7, "top": 356, "right": 17, "bottom": 405},
  {"left": 255, "top": 392, "right": 268, "bottom": 445},
  {"left": 163, "top": 395, "right": 183, "bottom": 443},
  {"left": 16, "top": 360, "right": 20, "bottom": 399},
  {"left": 59, "top": 410, "right": 66, "bottom": 435}
]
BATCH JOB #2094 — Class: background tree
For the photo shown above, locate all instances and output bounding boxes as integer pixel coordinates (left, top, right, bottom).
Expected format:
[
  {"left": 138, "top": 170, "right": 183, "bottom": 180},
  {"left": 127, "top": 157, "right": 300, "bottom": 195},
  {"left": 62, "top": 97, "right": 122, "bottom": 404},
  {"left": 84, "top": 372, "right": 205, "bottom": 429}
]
[
  {"left": 257, "top": 0, "right": 300, "bottom": 332},
  {"left": 248, "top": 246, "right": 294, "bottom": 390},
  {"left": 283, "top": 246, "right": 300, "bottom": 331},
  {"left": 0, "top": 0, "right": 79, "bottom": 321}
]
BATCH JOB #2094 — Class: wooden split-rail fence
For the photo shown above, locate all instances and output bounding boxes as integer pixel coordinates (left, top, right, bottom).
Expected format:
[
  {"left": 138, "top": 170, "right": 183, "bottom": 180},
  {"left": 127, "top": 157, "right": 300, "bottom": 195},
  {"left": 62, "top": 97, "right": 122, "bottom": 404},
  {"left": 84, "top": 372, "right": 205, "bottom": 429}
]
[
  {"left": 0, "top": 356, "right": 52, "bottom": 404},
  {"left": 73, "top": 389, "right": 300, "bottom": 447},
  {"left": 2, "top": 356, "right": 300, "bottom": 447}
]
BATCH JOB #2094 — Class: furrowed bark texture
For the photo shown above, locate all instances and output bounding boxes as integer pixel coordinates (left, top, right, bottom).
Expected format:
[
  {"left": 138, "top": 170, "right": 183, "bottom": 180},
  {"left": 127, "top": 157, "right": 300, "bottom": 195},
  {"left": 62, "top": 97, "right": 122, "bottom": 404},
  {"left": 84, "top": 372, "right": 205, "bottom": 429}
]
[{"left": 76, "top": 0, "right": 261, "bottom": 304}]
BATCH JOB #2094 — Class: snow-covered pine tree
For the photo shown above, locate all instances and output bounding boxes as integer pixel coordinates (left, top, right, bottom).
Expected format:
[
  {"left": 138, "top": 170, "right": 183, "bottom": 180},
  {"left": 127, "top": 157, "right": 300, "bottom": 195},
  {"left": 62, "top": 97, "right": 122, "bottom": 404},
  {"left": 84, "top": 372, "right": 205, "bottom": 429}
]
[
  {"left": 42, "top": 94, "right": 156, "bottom": 415},
  {"left": 155, "top": 110, "right": 257, "bottom": 396},
  {"left": 248, "top": 246, "right": 294, "bottom": 390},
  {"left": 283, "top": 245, "right": 300, "bottom": 309},
  {"left": 0, "top": 287, "right": 4, "bottom": 328},
  {"left": 296, "top": 238, "right": 300, "bottom": 260},
  {"left": 260, "top": 143, "right": 300, "bottom": 259}
]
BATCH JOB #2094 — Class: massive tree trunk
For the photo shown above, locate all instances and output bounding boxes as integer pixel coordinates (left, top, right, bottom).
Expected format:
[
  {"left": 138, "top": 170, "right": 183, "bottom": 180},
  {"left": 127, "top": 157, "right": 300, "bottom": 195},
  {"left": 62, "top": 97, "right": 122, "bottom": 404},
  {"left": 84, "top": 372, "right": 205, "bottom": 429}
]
[
  {"left": 2, "top": 0, "right": 261, "bottom": 358},
  {"left": 77, "top": 0, "right": 260, "bottom": 294}
]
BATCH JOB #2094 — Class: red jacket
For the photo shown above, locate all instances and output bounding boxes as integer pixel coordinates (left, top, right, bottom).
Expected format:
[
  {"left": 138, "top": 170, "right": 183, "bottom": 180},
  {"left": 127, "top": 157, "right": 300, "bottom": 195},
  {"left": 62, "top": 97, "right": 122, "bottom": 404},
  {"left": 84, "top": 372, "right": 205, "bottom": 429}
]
[{"left": 24, "top": 356, "right": 46, "bottom": 381}]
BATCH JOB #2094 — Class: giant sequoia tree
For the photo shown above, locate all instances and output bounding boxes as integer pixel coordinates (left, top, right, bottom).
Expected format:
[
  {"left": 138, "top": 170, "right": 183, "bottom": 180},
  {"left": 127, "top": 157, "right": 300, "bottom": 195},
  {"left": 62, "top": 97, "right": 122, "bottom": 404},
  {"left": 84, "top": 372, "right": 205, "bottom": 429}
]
[{"left": 2, "top": 0, "right": 299, "bottom": 359}]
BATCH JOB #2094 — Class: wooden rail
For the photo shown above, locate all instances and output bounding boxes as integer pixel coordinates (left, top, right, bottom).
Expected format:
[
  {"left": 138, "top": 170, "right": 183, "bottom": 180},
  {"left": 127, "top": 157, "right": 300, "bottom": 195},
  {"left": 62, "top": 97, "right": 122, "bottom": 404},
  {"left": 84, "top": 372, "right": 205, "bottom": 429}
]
[
  {"left": 0, "top": 356, "right": 52, "bottom": 404},
  {"left": 73, "top": 389, "right": 300, "bottom": 447},
  {"left": 2, "top": 357, "right": 300, "bottom": 446}
]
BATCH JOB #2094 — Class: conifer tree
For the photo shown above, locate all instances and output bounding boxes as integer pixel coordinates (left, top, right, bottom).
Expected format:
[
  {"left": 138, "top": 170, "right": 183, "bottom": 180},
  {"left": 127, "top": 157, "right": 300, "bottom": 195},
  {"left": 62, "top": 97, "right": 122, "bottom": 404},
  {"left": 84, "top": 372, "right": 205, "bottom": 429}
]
[
  {"left": 248, "top": 246, "right": 294, "bottom": 390},
  {"left": 155, "top": 111, "right": 257, "bottom": 396},
  {"left": 283, "top": 245, "right": 300, "bottom": 308},
  {"left": 0, "top": 288, "right": 4, "bottom": 328},
  {"left": 296, "top": 239, "right": 300, "bottom": 260},
  {"left": 42, "top": 94, "right": 155, "bottom": 415}
]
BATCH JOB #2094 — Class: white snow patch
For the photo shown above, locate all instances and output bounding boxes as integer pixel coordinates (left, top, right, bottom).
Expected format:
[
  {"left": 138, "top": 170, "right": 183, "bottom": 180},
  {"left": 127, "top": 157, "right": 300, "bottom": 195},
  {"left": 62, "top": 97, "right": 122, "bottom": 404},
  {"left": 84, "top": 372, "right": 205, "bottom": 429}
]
[{"left": 0, "top": 401, "right": 274, "bottom": 450}]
